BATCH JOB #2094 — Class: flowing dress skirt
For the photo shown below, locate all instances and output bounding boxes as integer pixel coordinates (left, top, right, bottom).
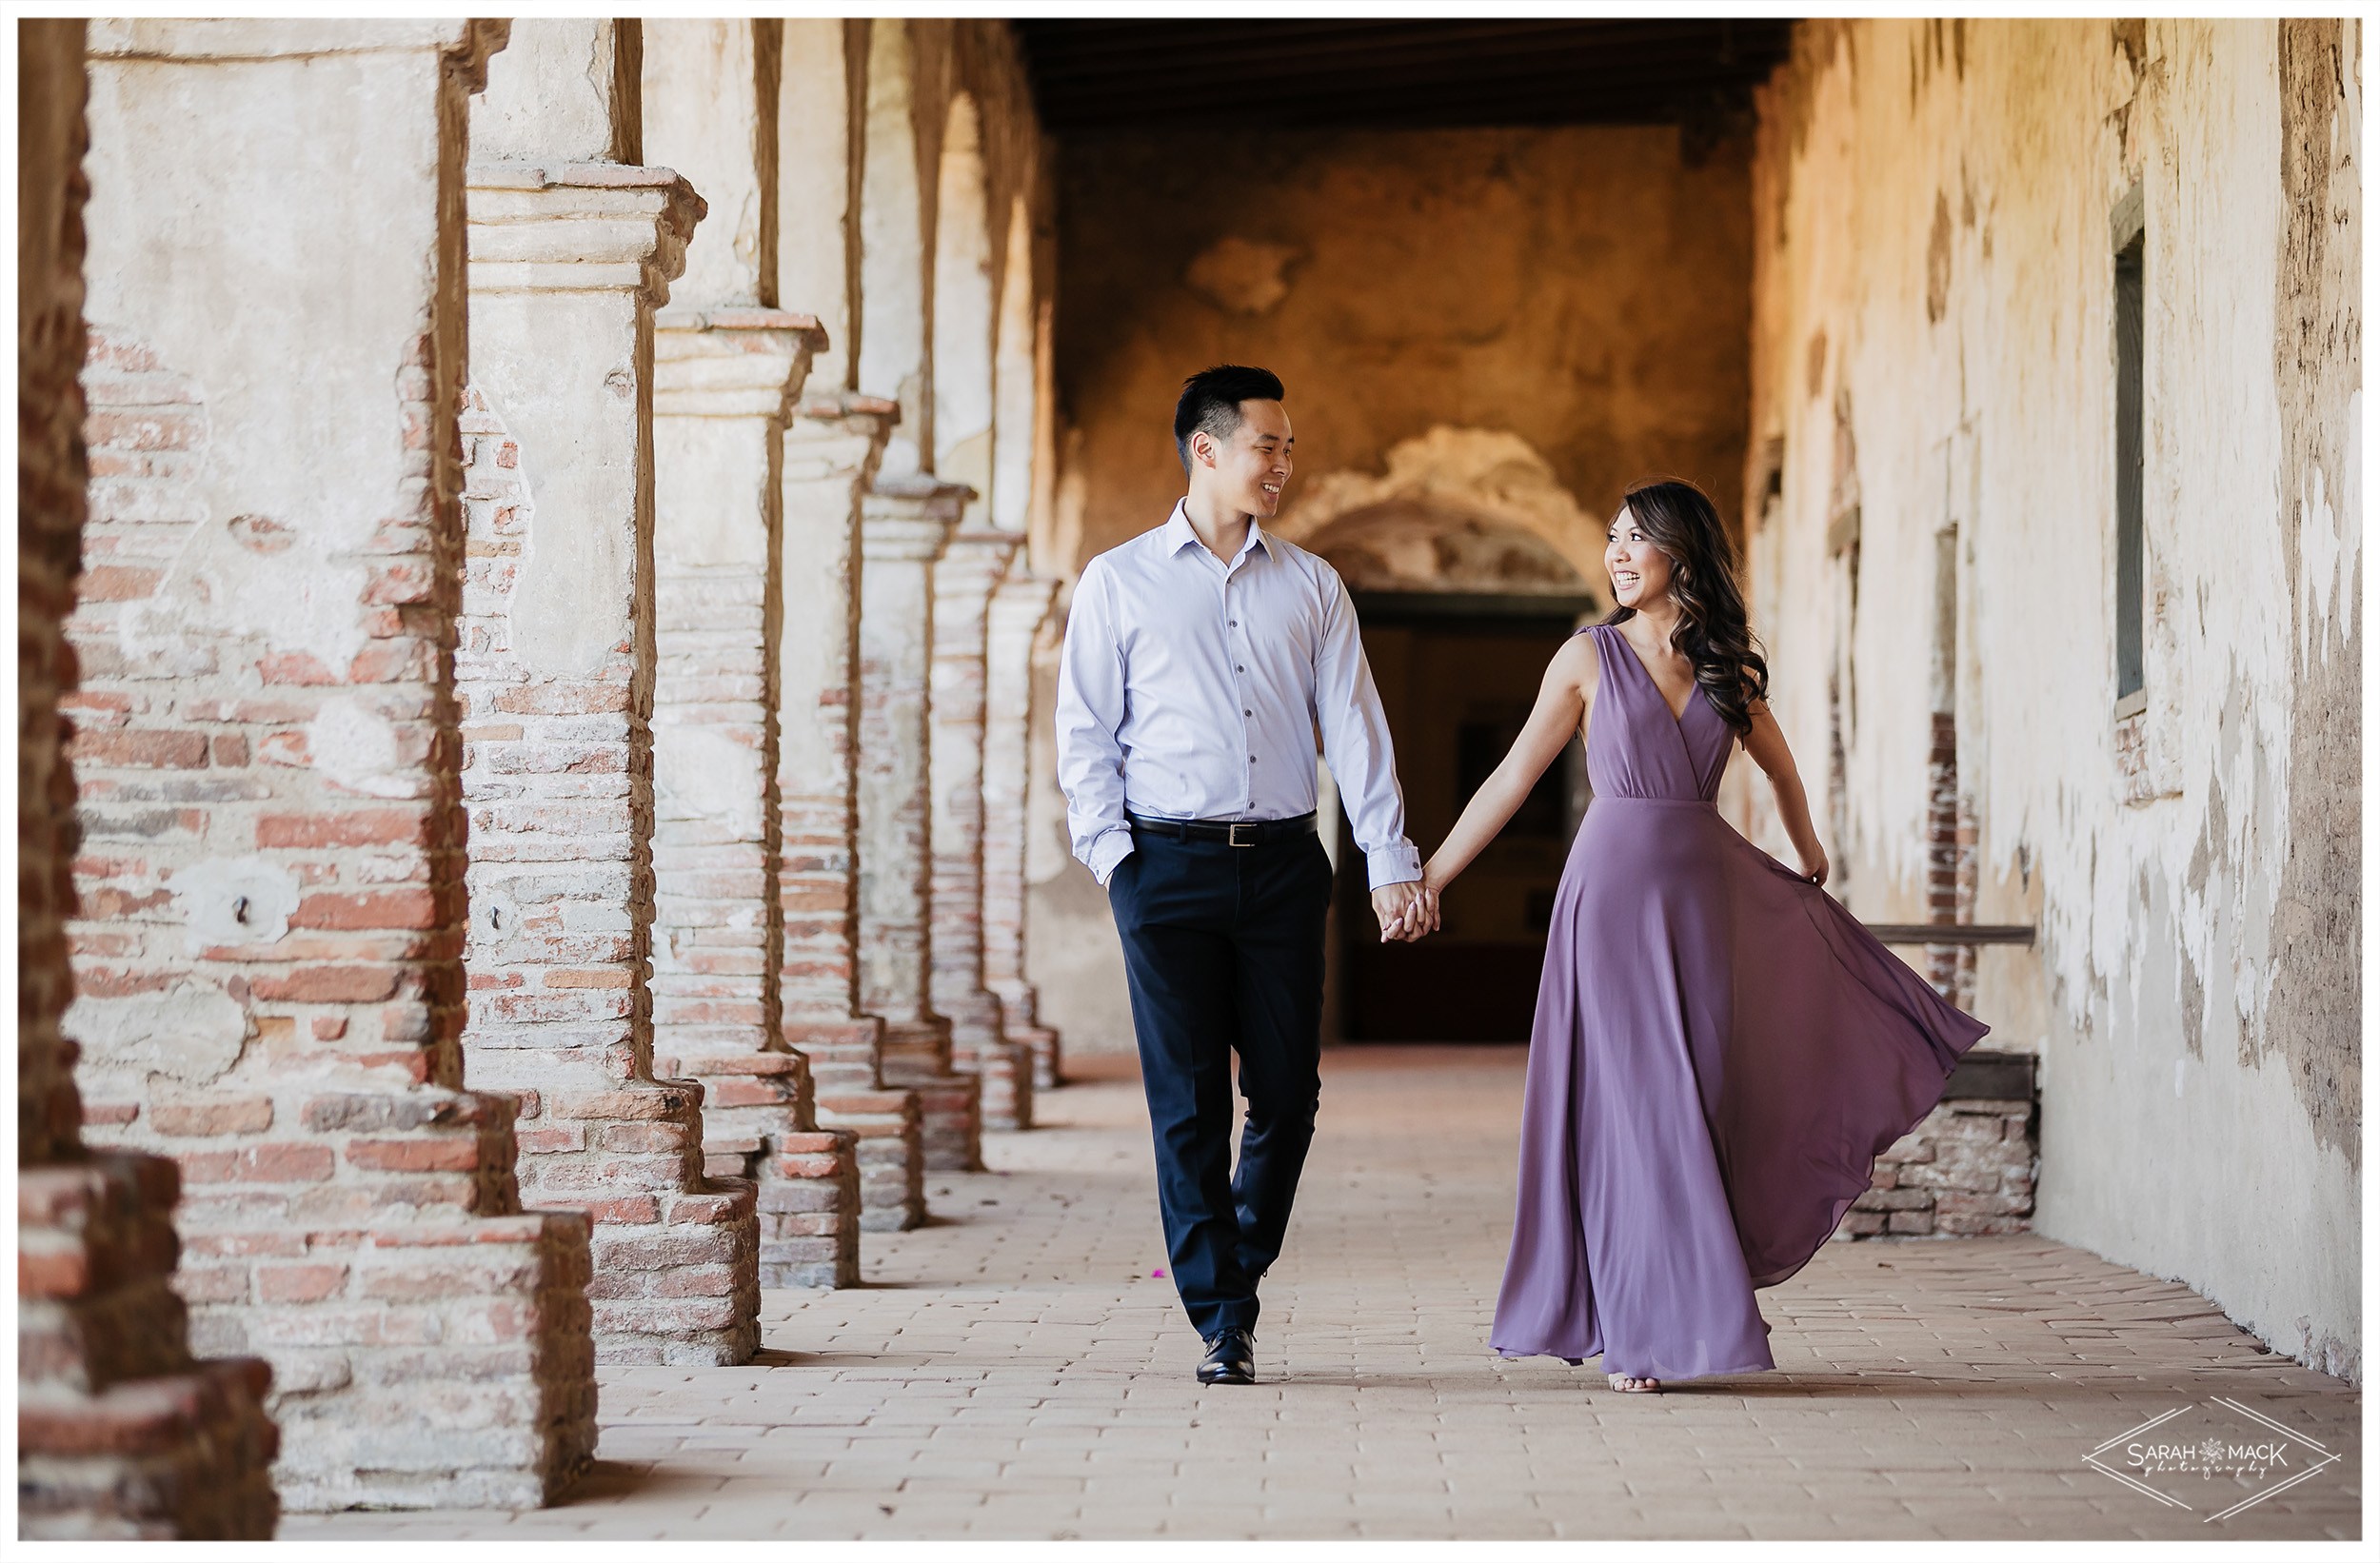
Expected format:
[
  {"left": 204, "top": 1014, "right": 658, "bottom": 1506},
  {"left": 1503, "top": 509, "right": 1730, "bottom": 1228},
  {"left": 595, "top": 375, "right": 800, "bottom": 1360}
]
[{"left": 1489, "top": 796, "right": 1991, "bottom": 1379}]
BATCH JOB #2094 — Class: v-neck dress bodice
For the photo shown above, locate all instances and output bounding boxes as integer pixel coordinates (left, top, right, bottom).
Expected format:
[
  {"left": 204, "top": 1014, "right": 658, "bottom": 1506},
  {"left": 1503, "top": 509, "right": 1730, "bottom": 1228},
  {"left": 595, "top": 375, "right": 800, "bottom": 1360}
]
[
  {"left": 1582, "top": 623, "right": 1732, "bottom": 802},
  {"left": 1489, "top": 624, "right": 1990, "bottom": 1380}
]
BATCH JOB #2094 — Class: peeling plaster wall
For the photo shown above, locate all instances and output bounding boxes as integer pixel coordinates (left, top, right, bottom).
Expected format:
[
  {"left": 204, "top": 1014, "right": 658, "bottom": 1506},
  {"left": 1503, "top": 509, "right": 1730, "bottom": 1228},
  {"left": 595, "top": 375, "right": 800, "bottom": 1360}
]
[
  {"left": 1745, "top": 19, "right": 2359, "bottom": 1379},
  {"left": 1053, "top": 125, "right": 1753, "bottom": 569},
  {"left": 1033, "top": 125, "right": 1753, "bottom": 1053}
]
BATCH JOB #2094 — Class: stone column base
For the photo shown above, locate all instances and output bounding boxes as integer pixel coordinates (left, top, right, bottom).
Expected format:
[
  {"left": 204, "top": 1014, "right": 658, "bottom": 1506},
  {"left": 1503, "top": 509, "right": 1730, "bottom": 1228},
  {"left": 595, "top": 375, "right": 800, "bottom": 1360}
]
[
  {"left": 18, "top": 1155, "right": 281, "bottom": 1537},
  {"left": 756, "top": 1130, "right": 863, "bottom": 1287},
  {"left": 272, "top": 1209, "right": 600, "bottom": 1509},
  {"left": 788, "top": 1017, "right": 927, "bottom": 1232},
  {"left": 943, "top": 990, "right": 1035, "bottom": 1132},
  {"left": 587, "top": 1177, "right": 760, "bottom": 1367},
  {"left": 1021, "top": 1025, "right": 1064, "bottom": 1091},
  {"left": 879, "top": 1018, "right": 983, "bottom": 1172},
  {"left": 509, "top": 1078, "right": 761, "bottom": 1367},
  {"left": 812, "top": 1090, "right": 926, "bottom": 1233},
  {"left": 34, "top": 1097, "right": 602, "bottom": 1513},
  {"left": 18, "top": 1356, "right": 280, "bottom": 1538},
  {"left": 657, "top": 1048, "right": 862, "bottom": 1289},
  {"left": 992, "top": 984, "right": 1065, "bottom": 1090},
  {"left": 974, "top": 1039, "right": 1039, "bottom": 1133}
]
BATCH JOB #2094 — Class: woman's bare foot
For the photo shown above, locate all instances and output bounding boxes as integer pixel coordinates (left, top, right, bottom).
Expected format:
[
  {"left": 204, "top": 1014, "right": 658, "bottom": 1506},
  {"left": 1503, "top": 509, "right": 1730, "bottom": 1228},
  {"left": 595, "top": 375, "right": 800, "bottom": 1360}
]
[{"left": 1606, "top": 1372, "right": 1661, "bottom": 1394}]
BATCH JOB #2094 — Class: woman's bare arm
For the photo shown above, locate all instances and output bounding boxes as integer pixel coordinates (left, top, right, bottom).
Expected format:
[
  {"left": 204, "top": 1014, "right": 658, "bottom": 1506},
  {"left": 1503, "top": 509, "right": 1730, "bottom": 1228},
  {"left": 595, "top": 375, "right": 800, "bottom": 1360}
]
[
  {"left": 1737, "top": 698, "right": 1829, "bottom": 883},
  {"left": 1415, "top": 634, "right": 1599, "bottom": 917}
]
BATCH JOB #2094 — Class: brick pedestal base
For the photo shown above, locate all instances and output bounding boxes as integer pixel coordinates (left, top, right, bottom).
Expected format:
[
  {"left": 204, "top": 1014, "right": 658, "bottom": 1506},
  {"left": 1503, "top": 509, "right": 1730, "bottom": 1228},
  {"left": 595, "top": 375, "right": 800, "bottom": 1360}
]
[
  {"left": 884, "top": 1028, "right": 989, "bottom": 1174},
  {"left": 1844, "top": 1097, "right": 2036, "bottom": 1237},
  {"left": 664, "top": 1043, "right": 862, "bottom": 1287},
  {"left": 792, "top": 1018, "right": 928, "bottom": 1232},
  {"left": 19, "top": 1157, "right": 281, "bottom": 1538}
]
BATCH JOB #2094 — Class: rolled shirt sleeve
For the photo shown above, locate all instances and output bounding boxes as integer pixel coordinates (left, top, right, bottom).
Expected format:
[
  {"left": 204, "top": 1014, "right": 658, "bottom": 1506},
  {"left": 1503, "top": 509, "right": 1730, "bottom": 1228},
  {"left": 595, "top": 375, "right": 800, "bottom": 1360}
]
[
  {"left": 1053, "top": 560, "right": 1136, "bottom": 885},
  {"left": 1311, "top": 564, "right": 1422, "bottom": 889}
]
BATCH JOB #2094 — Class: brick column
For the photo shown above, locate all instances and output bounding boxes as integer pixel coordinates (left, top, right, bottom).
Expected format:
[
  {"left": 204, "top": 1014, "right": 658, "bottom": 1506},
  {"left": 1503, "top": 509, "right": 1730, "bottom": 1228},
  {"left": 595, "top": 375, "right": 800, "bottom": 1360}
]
[
  {"left": 459, "top": 164, "right": 761, "bottom": 1366},
  {"left": 64, "top": 18, "right": 597, "bottom": 1511},
  {"left": 781, "top": 396, "right": 928, "bottom": 1231},
  {"left": 929, "top": 529, "right": 1037, "bottom": 1130},
  {"left": 982, "top": 572, "right": 1064, "bottom": 1087},
  {"left": 18, "top": 21, "right": 278, "bottom": 1536},
  {"left": 859, "top": 481, "right": 985, "bottom": 1172},
  {"left": 647, "top": 310, "right": 862, "bottom": 1287},
  {"left": 637, "top": 19, "right": 863, "bottom": 1287}
]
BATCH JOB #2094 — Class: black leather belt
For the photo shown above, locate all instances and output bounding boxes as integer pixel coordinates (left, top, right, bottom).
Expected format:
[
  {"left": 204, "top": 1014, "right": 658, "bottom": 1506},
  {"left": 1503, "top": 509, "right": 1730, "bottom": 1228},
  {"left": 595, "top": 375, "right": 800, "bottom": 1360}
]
[{"left": 1126, "top": 810, "right": 1318, "bottom": 847}]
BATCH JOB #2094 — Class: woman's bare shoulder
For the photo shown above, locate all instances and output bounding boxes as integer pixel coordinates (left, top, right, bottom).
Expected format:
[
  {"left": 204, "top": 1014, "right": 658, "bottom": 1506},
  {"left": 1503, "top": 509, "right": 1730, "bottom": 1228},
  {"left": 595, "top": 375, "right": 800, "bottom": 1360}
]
[{"left": 1550, "top": 627, "right": 1602, "bottom": 690}]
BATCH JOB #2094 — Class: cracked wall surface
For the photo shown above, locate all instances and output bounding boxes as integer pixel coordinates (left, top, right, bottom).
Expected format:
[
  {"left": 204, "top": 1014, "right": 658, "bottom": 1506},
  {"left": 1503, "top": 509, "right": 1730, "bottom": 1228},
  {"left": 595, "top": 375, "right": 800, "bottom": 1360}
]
[{"left": 1743, "top": 19, "right": 2359, "bottom": 1380}]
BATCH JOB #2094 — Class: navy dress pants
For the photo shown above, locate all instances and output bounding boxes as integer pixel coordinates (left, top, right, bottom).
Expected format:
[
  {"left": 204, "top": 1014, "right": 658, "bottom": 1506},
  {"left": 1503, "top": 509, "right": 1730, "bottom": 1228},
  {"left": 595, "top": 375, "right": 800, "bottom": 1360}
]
[{"left": 1105, "top": 826, "right": 1335, "bottom": 1340}]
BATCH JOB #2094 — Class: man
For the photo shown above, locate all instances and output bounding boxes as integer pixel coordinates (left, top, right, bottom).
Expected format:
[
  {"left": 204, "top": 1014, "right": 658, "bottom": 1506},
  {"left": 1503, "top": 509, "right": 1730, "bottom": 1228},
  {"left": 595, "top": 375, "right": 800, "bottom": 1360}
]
[{"left": 1056, "top": 365, "right": 1433, "bottom": 1387}]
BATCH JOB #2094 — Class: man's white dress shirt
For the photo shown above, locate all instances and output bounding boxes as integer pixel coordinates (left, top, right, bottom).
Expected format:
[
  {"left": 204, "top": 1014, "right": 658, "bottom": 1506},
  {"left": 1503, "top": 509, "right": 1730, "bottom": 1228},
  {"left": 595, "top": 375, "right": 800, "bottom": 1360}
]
[{"left": 1056, "top": 500, "right": 1422, "bottom": 890}]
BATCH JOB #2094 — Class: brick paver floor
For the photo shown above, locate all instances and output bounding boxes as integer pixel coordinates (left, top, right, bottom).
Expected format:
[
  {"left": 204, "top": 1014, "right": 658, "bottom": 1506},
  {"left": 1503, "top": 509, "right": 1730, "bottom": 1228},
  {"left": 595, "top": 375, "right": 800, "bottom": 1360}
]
[{"left": 292, "top": 1045, "right": 2360, "bottom": 1540}]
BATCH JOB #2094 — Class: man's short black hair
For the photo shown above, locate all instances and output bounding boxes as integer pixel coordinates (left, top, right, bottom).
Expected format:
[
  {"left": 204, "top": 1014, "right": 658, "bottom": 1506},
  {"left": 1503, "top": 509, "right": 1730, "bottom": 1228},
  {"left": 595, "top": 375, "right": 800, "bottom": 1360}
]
[{"left": 1174, "top": 365, "right": 1285, "bottom": 474}]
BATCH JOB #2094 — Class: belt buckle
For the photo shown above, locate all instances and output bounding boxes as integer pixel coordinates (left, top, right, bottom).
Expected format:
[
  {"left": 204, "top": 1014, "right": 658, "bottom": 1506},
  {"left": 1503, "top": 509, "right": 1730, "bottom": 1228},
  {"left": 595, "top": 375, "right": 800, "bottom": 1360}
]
[{"left": 1227, "top": 821, "right": 1258, "bottom": 848}]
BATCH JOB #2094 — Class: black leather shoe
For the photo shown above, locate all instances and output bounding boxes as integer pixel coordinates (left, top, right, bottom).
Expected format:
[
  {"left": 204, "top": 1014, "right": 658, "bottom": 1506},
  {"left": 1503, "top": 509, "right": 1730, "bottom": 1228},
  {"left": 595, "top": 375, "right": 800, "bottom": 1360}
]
[{"left": 1197, "top": 1327, "right": 1256, "bottom": 1385}]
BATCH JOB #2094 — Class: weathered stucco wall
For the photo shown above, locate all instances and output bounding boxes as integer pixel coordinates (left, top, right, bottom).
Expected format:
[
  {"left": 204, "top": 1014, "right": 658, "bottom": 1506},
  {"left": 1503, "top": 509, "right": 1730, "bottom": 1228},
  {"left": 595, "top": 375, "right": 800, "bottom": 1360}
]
[
  {"left": 1744, "top": 19, "right": 2359, "bottom": 1379},
  {"left": 1033, "top": 125, "right": 1755, "bottom": 1053},
  {"left": 1052, "top": 125, "right": 1752, "bottom": 569}
]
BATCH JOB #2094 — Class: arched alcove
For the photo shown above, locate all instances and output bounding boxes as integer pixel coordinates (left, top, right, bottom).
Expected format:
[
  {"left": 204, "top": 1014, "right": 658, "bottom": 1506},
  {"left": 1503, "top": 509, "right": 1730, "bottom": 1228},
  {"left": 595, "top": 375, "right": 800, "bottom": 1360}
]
[
  {"left": 931, "top": 91, "right": 995, "bottom": 522},
  {"left": 1272, "top": 425, "right": 1611, "bottom": 593},
  {"left": 989, "top": 192, "right": 1037, "bottom": 533},
  {"left": 1302, "top": 504, "right": 1596, "bottom": 601}
]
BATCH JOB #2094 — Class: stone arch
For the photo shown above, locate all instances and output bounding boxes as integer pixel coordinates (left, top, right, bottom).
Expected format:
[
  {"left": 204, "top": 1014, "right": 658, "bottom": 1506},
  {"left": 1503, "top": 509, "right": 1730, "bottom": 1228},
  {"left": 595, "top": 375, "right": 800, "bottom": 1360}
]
[
  {"left": 1271, "top": 425, "right": 1606, "bottom": 604},
  {"left": 859, "top": 18, "right": 929, "bottom": 474},
  {"left": 989, "top": 192, "right": 1036, "bottom": 533},
  {"left": 1302, "top": 505, "right": 1594, "bottom": 598},
  {"left": 931, "top": 90, "right": 995, "bottom": 522}
]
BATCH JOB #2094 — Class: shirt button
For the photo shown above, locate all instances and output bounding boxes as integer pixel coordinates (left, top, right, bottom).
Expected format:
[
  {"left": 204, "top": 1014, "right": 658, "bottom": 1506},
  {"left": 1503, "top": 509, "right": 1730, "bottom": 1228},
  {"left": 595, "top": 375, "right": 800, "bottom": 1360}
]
[
  {"left": 1244, "top": 709, "right": 1253, "bottom": 717},
  {"left": 1229, "top": 620, "right": 1238, "bottom": 627},
  {"left": 1236, "top": 664, "right": 1244, "bottom": 672}
]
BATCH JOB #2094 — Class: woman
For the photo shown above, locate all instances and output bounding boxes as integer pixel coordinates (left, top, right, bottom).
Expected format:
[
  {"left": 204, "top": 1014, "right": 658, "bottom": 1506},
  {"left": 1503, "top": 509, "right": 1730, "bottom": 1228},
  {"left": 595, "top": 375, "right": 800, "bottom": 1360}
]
[{"left": 1402, "top": 478, "right": 1989, "bottom": 1393}]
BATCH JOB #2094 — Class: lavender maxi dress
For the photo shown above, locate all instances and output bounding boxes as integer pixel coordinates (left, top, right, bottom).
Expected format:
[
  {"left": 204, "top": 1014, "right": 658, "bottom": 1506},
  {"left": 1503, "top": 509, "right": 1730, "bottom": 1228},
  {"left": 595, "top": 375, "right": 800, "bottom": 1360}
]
[{"left": 1490, "top": 625, "right": 1990, "bottom": 1380}]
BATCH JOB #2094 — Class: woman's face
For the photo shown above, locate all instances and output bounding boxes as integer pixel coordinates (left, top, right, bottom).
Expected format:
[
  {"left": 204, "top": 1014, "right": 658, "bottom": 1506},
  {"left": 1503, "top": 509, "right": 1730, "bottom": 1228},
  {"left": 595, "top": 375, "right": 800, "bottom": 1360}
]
[{"left": 1605, "top": 505, "right": 1675, "bottom": 609}]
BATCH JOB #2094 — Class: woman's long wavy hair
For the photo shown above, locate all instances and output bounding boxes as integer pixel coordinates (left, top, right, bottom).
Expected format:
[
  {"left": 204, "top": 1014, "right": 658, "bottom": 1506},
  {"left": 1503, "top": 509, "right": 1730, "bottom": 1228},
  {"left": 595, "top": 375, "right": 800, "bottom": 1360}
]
[{"left": 1602, "top": 478, "right": 1769, "bottom": 735}]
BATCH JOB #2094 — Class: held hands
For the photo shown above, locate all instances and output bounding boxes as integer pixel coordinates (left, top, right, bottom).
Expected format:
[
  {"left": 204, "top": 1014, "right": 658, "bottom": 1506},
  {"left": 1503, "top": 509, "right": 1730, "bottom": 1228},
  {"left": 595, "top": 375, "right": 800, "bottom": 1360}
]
[{"left": 1371, "top": 879, "right": 1442, "bottom": 943}]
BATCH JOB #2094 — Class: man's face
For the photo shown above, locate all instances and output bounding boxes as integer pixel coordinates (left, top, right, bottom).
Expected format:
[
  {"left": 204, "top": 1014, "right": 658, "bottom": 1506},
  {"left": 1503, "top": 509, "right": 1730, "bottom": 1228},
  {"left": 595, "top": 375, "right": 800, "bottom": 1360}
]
[{"left": 1198, "top": 399, "right": 1295, "bottom": 519}]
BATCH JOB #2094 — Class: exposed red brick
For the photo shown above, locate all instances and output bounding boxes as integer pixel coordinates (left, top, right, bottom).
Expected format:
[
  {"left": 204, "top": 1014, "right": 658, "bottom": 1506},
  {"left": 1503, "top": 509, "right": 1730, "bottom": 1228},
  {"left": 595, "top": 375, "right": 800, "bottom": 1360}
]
[
  {"left": 179, "top": 1144, "right": 337, "bottom": 1184},
  {"left": 344, "top": 1138, "right": 481, "bottom": 1173},
  {"left": 69, "top": 728, "right": 208, "bottom": 768},
  {"left": 256, "top": 1262, "right": 349, "bottom": 1303},
  {"left": 545, "top": 967, "right": 634, "bottom": 989},
  {"left": 249, "top": 964, "right": 403, "bottom": 1003},
  {"left": 290, "top": 889, "right": 439, "bottom": 931},
  {"left": 76, "top": 562, "right": 164, "bottom": 600},
  {"left": 150, "top": 1098, "right": 274, "bottom": 1138}
]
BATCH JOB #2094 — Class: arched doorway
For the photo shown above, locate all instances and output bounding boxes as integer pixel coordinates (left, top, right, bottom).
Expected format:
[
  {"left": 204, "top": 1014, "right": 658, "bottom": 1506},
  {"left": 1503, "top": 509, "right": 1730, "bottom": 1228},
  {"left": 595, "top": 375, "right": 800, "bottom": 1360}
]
[{"left": 1278, "top": 438, "right": 1606, "bottom": 1042}]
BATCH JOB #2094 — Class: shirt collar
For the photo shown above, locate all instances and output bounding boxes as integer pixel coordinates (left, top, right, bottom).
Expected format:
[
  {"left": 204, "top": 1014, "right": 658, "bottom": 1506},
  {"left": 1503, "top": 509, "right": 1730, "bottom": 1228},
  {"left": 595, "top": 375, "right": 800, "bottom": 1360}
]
[{"left": 1164, "top": 498, "right": 1273, "bottom": 564}]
